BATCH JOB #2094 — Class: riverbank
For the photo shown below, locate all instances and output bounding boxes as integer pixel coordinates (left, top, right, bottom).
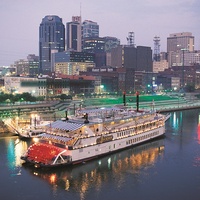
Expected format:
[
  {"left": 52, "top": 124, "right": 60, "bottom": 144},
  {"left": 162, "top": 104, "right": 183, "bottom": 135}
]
[
  {"left": 0, "top": 120, "right": 18, "bottom": 137},
  {"left": 1, "top": 93, "right": 200, "bottom": 137},
  {"left": 0, "top": 133, "right": 17, "bottom": 138}
]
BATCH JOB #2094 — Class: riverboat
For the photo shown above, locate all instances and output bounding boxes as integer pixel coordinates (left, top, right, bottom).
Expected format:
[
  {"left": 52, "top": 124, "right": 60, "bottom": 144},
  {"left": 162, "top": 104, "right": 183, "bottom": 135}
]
[
  {"left": 19, "top": 128, "right": 45, "bottom": 139},
  {"left": 21, "top": 107, "right": 170, "bottom": 168},
  {"left": 18, "top": 121, "right": 52, "bottom": 139}
]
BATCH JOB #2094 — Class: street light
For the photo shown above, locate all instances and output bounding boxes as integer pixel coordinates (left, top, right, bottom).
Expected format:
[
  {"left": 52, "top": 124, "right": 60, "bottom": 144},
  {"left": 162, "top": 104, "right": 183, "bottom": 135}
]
[{"left": 100, "top": 85, "right": 104, "bottom": 93}]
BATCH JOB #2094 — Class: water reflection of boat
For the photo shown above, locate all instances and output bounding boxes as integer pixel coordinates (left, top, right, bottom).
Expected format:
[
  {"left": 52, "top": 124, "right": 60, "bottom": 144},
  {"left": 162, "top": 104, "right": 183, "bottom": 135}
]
[
  {"left": 23, "top": 138, "right": 165, "bottom": 197},
  {"left": 21, "top": 107, "right": 169, "bottom": 168}
]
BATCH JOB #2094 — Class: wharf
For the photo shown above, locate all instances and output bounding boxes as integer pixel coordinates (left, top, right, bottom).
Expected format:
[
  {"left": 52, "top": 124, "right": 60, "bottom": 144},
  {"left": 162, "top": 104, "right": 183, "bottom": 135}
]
[
  {"left": 155, "top": 102, "right": 200, "bottom": 113},
  {"left": 148, "top": 93, "right": 200, "bottom": 113},
  {"left": 1, "top": 94, "right": 200, "bottom": 137}
]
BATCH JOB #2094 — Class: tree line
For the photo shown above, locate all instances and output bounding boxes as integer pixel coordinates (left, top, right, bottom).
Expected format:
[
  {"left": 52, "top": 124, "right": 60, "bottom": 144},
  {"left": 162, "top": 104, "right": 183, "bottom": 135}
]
[{"left": 0, "top": 92, "right": 72, "bottom": 103}]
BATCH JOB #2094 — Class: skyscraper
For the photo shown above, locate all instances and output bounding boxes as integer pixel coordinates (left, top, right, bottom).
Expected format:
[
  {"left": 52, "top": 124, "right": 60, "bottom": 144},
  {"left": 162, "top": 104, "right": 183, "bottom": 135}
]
[
  {"left": 167, "top": 32, "right": 195, "bottom": 68},
  {"left": 66, "top": 16, "right": 82, "bottom": 52},
  {"left": 111, "top": 45, "right": 153, "bottom": 72},
  {"left": 82, "top": 20, "right": 99, "bottom": 38},
  {"left": 39, "top": 15, "right": 65, "bottom": 74},
  {"left": 167, "top": 32, "right": 194, "bottom": 53},
  {"left": 83, "top": 37, "right": 106, "bottom": 67}
]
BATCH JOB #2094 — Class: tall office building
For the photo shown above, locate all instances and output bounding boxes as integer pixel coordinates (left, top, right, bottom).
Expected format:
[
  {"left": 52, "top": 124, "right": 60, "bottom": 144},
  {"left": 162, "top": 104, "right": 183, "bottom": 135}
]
[
  {"left": 66, "top": 16, "right": 82, "bottom": 52},
  {"left": 111, "top": 45, "right": 153, "bottom": 72},
  {"left": 82, "top": 20, "right": 99, "bottom": 38},
  {"left": 14, "top": 54, "right": 39, "bottom": 76},
  {"left": 83, "top": 37, "right": 106, "bottom": 67},
  {"left": 167, "top": 32, "right": 194, "bottom": 53},
  {"left": 111, "top": 45, "right": 153, "bottom": 92},
  {"left": 167, "top": 32, "right": 195, "bottom": 67},
  {"left": 53, "top": 51, "right": 95, "bottom": 75},
  {"left": 39, "top": 15, "right": 65, "bottom": 74},
  {"left": 83, "top": 37, "right": 105, "bottom": 53},
  {"left": 104, "top": 36, "right": 120, "bottom": 52}
]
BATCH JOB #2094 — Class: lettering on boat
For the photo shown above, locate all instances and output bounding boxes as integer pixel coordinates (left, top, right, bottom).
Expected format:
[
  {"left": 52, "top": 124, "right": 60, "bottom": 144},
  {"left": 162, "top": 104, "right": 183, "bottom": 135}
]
[{"left": 96, "top": 135, "right": 113, "bottom": 144}]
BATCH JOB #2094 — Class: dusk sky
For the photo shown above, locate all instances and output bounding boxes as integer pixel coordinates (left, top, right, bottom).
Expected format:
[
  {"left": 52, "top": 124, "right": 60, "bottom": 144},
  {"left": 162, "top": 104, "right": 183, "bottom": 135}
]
[{"left": 0, "top": 0, "right": 200, "bottom": 66}]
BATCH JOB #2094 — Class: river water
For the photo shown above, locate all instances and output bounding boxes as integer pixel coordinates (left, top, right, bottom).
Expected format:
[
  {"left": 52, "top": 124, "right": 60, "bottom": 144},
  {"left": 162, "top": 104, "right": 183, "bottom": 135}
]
[{"left": 0, "top": 109, "right": 200, "bottom": 200}]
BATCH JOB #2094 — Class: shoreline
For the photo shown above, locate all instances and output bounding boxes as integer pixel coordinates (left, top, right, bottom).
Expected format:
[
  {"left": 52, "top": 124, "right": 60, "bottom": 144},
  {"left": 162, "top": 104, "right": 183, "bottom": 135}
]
[
  {"left": 1, "top": 94, "right": 200, "bottom": 138},
  {"left": 0, "top": 132, "right": 18, "bottom": 138},
  {"left": 155, "top": 103, "right": 200, "bottom": 113}
]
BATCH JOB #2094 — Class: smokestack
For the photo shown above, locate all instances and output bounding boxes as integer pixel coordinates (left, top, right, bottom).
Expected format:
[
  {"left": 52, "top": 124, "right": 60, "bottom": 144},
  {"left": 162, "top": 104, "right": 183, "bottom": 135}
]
[
  {"left": 123, "top": 91, "right": 126, "bottom": 106},
  {"left": 136, "top": 91, "right": 139, "bottom": 112},
  {"left": 65, "top": 110, "right": 69, "bottom": 121}
]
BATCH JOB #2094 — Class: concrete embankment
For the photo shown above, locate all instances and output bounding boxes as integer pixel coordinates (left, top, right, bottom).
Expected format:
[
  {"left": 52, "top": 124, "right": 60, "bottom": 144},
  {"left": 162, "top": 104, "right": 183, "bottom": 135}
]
[
  {"left": 158, "top": 104, "right": 200, "bottom": 113},
  {"left": 1, "top": 95, "right": 200, "bottom": 137},
  {"left": 153, "top": 95, "right": 200, "bottom": 113},
  {"left": 0, "top": 120, "right": 16, "bottom": 137}
]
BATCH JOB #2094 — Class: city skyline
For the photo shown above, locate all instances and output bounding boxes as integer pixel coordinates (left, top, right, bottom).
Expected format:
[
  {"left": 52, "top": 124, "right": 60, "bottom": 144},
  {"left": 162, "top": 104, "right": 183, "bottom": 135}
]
[{"left": 0, "top": 0, "right": 200, "bottom": 66}]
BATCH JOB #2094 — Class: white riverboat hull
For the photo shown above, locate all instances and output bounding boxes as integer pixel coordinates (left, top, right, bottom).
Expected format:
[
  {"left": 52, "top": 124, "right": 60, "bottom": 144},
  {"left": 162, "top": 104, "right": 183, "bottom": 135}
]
[
  {"left": 71, "top": 126, "right": 165, "bottom": 164},
  {"left": 21, "top": 107, "right": 168, "bottom": 168}
]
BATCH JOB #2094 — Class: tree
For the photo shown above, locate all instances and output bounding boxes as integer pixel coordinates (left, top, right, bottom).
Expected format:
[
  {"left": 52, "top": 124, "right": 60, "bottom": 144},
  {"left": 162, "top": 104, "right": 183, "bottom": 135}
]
[
  {"left": 184, "top": 84, "right": 195, "bottom": 92},
  {"left": 59, "top": 94, "right": 72, "bottom": 100}
]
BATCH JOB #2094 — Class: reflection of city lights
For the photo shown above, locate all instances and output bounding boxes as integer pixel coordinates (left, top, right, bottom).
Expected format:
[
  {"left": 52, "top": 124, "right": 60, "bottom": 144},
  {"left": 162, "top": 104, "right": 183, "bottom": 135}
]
[
  {"left": 65, "top": 180, "right": 70, "bottom": 191},
  {"left": 197, "top": 124, "right": 200, "bottom": 144},
  {"left": 15, "top": 139, "right": 28, "bottom": 167},
  {"left": 34, "top": 172, "right": 38, "bottom": 176},
  {"left": 6, "top": 139, "right": 15, "bottom": 170},
  {"left": 197, "top": 115, "right": 200, "bottom": 144},
  {"left": 91, "top": 170, "right": 94, "bottom": 178},
  {"left": 26, "top": 140, "right": 164, "bottom": 198},
  {"left": 108, "top": 157, "right": 111, "bottom": 168},
  {"left": 159, "top": 146, "right": 165, "bottom": 151},
  {"left": 194, "top": 157, "right": 200, "bottom": 167},
  {"left": 171, "top": 112, "right": 183, "bottom": 132},
  {"left": 50, "top": 174, "right": 56, "bottom": 184},
  {"left": 173, "top": 113, "right": 179, "bottom": 128},
  {"left": 6, "top": 138, "right": 28, "bottom": 170}
]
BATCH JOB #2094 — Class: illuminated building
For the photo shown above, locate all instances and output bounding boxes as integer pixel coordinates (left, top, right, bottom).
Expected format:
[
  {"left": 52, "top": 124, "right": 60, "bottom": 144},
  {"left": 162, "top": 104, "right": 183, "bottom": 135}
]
[
  {"left": 82, "top": 20, "right": 99, "bottom": 38},
  {"left": 3, "top": 74, "right": 96, "bottom": 97},
  {"left": 153, "top": 60, "right": 169, "bottom": 73},
  {"left": 83, "top": 36, "right": 105, "bottom": 67},
  {"left": 66, "top": 16, "right": 82, "bottom": 52},
  {"left": 167, "top": 32, "right": 194, "bottom": 53},
  {"left": 14, "top": 54, "right": 39, "bottom": 76},
  {"left": 39, "top": 15, "right": 65, "bottom": 74},
  {"left": 52, "top": 51, "right": 95, "bottom": 75}
]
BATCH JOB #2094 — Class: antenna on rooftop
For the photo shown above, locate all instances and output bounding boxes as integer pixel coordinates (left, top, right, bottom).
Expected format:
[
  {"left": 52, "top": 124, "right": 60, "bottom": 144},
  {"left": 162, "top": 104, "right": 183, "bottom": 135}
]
[
  {"left": 153, "top": 36, "right": 160, "bottom": 61},
  {"left": 127, "top": 32, "right": 135, "bottom": 47}
]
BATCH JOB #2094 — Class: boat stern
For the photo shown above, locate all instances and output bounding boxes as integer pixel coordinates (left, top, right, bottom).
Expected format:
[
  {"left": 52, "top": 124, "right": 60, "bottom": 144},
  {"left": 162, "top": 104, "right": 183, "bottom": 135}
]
[{"left": 21, "top": 142, "right": 72, "bottom": 167}]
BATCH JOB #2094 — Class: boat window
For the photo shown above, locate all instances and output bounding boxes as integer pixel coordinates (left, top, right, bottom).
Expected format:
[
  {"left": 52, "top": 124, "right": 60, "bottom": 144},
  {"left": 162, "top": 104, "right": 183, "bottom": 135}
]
[{"left": 142, "top": 125, "right": 145, "bottom": 130}]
